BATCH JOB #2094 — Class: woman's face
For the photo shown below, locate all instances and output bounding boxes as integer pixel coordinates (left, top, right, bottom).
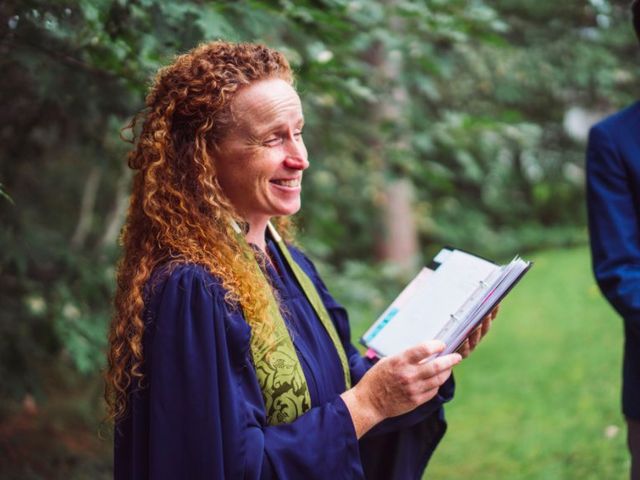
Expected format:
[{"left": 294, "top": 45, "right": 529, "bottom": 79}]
[{"left": 214, "top": 78, "right": 308, "bottom": 229}]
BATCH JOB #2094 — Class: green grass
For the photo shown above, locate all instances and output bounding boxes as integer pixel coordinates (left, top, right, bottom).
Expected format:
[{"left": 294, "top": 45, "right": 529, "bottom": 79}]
[
  {"left": 428, "top": 247, "right": 628, "bottom": 479},
  {"left": 353, "top": 246, "right": 629, "bottom": 479}
]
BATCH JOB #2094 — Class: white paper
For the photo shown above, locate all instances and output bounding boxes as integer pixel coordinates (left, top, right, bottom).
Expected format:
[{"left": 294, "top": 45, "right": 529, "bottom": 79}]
[{"left": 363, "top": 250, "right": 499, "bottom": 357}]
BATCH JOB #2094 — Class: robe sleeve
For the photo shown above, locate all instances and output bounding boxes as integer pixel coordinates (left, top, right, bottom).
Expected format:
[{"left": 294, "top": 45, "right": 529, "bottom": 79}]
[{"left": 128, "top": 264, "right": 364, "bottom": 480}]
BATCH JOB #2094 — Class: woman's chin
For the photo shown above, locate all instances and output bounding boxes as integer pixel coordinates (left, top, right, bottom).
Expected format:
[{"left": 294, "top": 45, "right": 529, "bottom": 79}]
[
  {"left": 263, "top": 190, "right": 300, "bottom": 214},
  {"left": 270, "top": 200, "right": 302, "bottom": 218}
]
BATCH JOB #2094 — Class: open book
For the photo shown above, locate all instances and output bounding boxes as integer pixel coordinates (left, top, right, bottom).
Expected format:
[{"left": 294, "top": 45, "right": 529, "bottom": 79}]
[{"left": 361, "top": 248, "right": 532, "bottom": 357}]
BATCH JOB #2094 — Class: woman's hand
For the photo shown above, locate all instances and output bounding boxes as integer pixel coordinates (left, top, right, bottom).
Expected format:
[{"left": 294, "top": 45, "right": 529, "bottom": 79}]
[
  {"left": 341, "top": 340, "right": 461, "bottom": 438},
  {"left": 457, "top": 304, "right": 499, "bottom": 359}
]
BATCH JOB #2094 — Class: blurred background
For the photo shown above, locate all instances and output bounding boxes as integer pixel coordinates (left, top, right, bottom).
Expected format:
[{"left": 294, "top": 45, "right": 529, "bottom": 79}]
[{"left": 0, "top": 0, "right": 638, "bottom": 478}]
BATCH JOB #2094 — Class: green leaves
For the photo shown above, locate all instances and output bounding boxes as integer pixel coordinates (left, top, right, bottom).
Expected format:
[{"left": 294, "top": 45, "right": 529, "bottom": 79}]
[{"left": 1, "top": 0, "right": 638, "bottom": 385}]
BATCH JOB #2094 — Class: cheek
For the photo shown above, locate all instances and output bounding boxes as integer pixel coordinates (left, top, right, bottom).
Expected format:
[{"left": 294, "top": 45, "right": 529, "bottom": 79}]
[
  {"left": 245, "top": 159, "right": 271, "bottom": 189},
  {"left": 218, "top": 155, "right": 271, "bottom": 200},
  {"left": 246, "top": 153, "right": 280, "bottom": 184},
  {"left": 215, "top": 155, "right": 248, "bottom": 199},
  {"left": 215, "top": 144, "right": 281, "bottom": 199}
]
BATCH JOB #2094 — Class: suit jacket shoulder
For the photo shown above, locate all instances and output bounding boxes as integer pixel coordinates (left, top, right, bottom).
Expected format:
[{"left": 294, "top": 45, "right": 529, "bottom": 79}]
[{"left": 592, "top": 101, "right": 640, "bottom": 145}]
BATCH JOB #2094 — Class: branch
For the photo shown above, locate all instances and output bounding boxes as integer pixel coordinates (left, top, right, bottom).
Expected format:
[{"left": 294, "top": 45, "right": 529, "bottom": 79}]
[{"left": 6, "top": 35, "right": 136, "bottom": 83}]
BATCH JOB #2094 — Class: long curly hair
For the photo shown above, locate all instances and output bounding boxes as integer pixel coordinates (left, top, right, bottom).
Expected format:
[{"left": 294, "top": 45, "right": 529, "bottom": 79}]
[{"left": 105, "top": 41, "right": 296, "bottom": 422}]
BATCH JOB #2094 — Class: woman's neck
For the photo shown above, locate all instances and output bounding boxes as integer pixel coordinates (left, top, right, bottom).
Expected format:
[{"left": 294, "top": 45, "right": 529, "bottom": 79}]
[{"left": 245, "top": 217, "right": 269, "bottom": 252}]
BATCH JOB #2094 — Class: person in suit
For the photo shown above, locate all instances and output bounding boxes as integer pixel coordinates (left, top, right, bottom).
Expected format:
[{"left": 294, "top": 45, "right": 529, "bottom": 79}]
[{"left": 587, "top": 2, "right": 640, "bottom": 478}]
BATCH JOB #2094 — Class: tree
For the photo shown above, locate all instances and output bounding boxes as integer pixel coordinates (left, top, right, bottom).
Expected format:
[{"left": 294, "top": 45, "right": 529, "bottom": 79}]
[{"left": 0, "top": 0, "right": 637, "bottom": 398}]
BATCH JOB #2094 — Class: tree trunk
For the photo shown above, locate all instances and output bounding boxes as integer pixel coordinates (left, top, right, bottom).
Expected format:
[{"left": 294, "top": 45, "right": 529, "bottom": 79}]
[
  {"left": 99, "top": 164, "right": 131, "bottom": 250},
  {"left": 367, "top": 3, "right": 420, "bottom": 274},
  {"left": 70, "top": 165, "right": 102, "bottom": 249},
  {"left": 379, "top": 179, "right": 420, "bottom": 272}
]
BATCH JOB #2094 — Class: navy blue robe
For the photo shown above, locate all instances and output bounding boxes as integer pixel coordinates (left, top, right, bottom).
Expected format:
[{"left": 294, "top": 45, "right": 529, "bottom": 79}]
[{"left": 114, "top": 239, "right": 454, "bottom": 479}]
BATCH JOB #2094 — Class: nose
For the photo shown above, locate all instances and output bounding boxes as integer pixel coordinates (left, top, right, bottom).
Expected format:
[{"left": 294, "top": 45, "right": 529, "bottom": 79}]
[{"left": 283, "top": 137, "right": 309, "bottom": 171}]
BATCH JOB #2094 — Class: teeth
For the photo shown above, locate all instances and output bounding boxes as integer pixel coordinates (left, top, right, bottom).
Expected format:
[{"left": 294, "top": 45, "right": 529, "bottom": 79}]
[{"left": 273, "top": 179, "right": 300, "bottom": 187}]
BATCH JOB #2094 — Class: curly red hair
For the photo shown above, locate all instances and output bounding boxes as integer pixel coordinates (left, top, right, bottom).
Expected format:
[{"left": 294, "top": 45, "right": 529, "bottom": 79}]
[{"left": 106, "top": 41, "right": 296, "bottom": 422}]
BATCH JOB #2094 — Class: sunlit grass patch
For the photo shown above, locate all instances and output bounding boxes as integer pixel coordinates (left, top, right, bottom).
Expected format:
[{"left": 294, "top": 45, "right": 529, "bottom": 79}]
[{"left": 424, "top": 246, "right": 628, "bottom": 479}]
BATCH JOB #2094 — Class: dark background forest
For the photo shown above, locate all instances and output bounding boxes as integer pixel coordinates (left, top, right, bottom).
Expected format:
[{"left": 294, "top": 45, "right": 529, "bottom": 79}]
[{"left": 1, "top": 1, "right": 638, "bottom": 478}]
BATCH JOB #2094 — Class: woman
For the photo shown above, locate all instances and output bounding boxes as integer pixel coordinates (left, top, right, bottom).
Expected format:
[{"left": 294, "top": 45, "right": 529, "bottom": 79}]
[{"left": 106, "top": 41, "right": 492, "bottom": 479}]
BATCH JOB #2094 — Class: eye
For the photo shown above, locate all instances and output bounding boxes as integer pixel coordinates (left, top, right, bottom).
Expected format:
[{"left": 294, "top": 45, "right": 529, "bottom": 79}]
[
  {"left": 263, "top": 136, "right": 284, "bottom": 147},
  {"left": 294, "top": 129, "right": 304, "bottom": 139}
]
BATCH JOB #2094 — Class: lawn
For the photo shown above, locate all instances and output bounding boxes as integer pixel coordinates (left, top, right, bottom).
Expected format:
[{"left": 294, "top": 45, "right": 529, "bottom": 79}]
[
  {"left": 419, "top": 246, "right": 628, "bottom": 479},
  {"left": 349, "top": 246, "right": 629, "bottom": 479}
]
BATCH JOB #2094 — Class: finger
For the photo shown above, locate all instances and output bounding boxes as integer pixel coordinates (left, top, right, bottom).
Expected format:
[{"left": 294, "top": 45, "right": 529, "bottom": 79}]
[
  {"left": 491, "top": 304, "right": 500, "bottom": 319},
  {"left": 480, "top": 317, "right": 492, "bottom": 337},
  {"left": 417, "top": 353, "right": 461, "bottom": 380},
  {"left": 416, "top": 386, "right": 440, "bottom": 404},
  {"left": 403, "top": 340, "right": 446, "bottom": 364},
  {"left": 417, "top": 367, "right": 454, "bottom": 393},
  {"left": 457, "top": 340, "right": 470, "bottom": 359},
  {"left": 468, "top": 327, "right": 482, "bottom": 348}
]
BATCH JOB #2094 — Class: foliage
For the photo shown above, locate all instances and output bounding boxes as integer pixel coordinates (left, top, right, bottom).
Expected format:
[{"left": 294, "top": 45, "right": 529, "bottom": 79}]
[{"left": 0, "top": 0, "right": 637, "bottom": 416}]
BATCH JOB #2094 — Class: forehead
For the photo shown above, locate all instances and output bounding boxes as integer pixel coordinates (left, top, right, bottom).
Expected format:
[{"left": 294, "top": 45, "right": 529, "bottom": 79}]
[{"left": 230, "top": 78, "right": 303, "bottom": 129}]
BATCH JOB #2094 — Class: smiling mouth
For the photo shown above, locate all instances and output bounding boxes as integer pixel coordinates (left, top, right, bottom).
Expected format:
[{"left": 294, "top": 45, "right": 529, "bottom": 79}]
[{"left": 271, "top": 178, "right": 301, "bottom": 188}]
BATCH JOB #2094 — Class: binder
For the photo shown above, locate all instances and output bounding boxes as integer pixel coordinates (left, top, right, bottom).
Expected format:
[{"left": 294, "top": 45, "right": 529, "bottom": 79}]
[{"left": 361, "top": 248, "right": 532, "bottom": 357}]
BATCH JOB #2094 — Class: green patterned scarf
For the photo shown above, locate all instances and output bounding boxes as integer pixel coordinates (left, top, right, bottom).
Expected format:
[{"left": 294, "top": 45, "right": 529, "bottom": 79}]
[{"left": 232, "top": 221, "right": 351, "bottom": 425}]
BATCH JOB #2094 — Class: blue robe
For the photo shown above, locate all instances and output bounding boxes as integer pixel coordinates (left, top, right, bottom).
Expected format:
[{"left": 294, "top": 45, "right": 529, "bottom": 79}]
[{"left": 114, "top": 239, "right": 455, "bottom": 479}]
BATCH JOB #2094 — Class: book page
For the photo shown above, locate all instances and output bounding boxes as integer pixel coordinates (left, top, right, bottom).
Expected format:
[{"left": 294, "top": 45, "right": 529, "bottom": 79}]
[
  {"left": 441, "top": 257, "right": 531, "bottom": 354},
  {"left": 364, "top": 250, "right": 498, "bottom": 356}
]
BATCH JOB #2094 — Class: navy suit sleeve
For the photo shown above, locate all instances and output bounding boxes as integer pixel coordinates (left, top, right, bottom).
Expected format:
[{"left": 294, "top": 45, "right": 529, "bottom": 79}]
[
  {"left": 587, "top": 124, "right": 640, "bottom": 336},
  {"left": 137, "top": 265, "right": 363, "bottom": 480}
]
